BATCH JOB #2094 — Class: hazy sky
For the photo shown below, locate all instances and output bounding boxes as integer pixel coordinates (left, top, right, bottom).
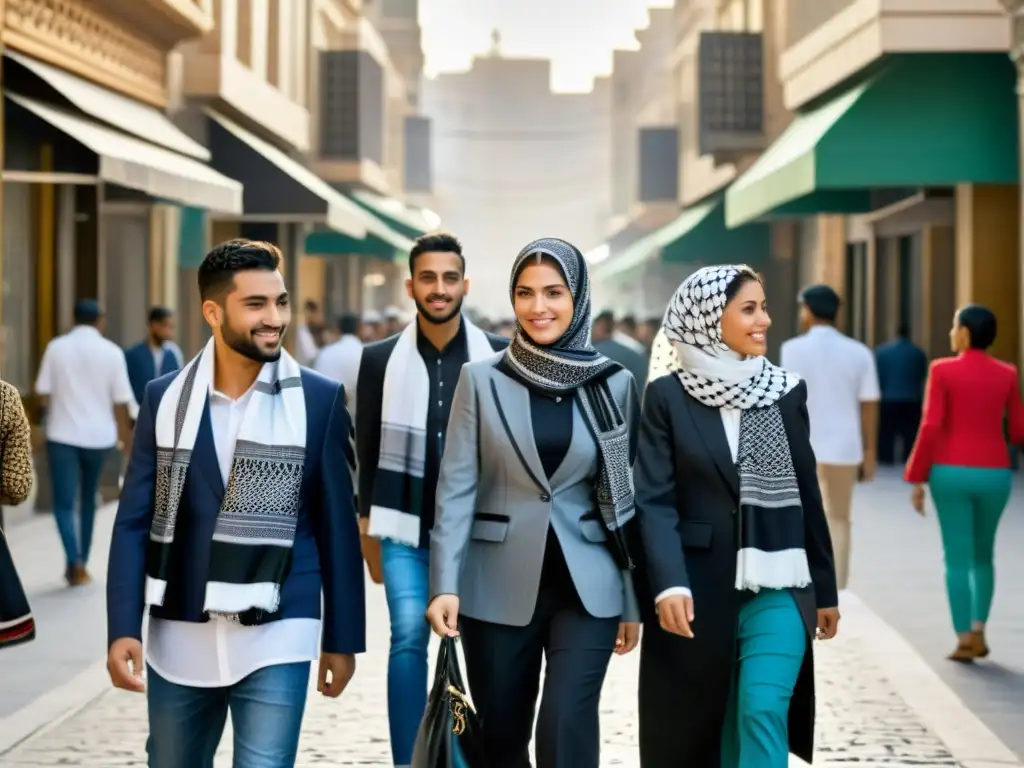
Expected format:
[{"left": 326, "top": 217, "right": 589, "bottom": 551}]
[{"left": 420, "top": 0, "right": 674, "bottom": 93}]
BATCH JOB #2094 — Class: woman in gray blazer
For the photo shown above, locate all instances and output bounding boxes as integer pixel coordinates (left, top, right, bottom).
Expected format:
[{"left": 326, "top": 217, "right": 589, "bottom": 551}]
[{"left": 425, "top": 237, "right": 642, "bottom": 768}]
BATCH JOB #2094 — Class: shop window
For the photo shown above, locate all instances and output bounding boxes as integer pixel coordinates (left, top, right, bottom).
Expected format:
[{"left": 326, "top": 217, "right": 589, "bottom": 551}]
[
  {"left": 2, "top": 183, "right": 37, "bottom": 394},
  {"left": 103, "top": 212, "right": 151, "bottom": 348}
]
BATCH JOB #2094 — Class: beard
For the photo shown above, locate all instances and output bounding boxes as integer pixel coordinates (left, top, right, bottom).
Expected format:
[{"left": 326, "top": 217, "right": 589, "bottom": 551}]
[
  {"left": 414, "top": 293, "right": 464, "bottom": 326},
  {"left": 222, "top": 318, "right": 284, "bottom": 363}
]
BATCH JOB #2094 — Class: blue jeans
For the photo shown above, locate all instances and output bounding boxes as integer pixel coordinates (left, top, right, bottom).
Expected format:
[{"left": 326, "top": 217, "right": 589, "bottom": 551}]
[
  {"left": 381, "top": 539, "right": 431, "bottom": 766},
  {"left": 146, "top": 662, "right": 310, "bottom": 768},
  {"left": 46, "top": 441, "right": 109, "bottom": 567}
]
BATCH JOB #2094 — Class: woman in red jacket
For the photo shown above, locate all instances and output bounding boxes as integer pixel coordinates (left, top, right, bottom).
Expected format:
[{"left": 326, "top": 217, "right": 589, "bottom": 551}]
[{"left": 905, "top": 304, "right": 1024, "bottom": 662}]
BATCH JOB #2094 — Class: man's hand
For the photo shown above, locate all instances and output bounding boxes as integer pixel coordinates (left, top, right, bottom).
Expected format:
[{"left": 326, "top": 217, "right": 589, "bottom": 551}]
[
  {"left": 317, "top": 652, "right": 356, "bottom": 698},
  {"left": 425, "top": 594, "right": 460, "bottom": 638},
  {"left": 816, "top": 607, "right": 840, "bottom": 640},
  {"left": 911, "top": 484, "right": 926, "bottom": 515},
  {"left": 860, "top": 450, "right": 877, "bottom": 483},
  {"left": 358, "top": 517, "right": 383, "bottom": 584},
  {"left": 107, "top": 637, "right": 145, "bottom": 692},
  {"left": 614, "top": 622, "right": 640, "bottom": 654},
  {"left": 656, "top": 594, "right": 695, "bottom": 638}
]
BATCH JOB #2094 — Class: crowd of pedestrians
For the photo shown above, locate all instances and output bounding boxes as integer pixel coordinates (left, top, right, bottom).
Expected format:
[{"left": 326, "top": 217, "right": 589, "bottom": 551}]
[{"left": 0, "top": 230, "right": 1020, "bottom": 767}]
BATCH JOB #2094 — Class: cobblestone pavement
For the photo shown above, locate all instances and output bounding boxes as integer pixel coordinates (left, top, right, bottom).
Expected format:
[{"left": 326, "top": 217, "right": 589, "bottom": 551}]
[{"left": 0, "top": 585, "right": 1018, "bottom": 767}]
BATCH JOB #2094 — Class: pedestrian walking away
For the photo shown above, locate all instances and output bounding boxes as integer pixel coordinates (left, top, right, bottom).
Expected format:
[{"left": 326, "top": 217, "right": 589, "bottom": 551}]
[
  {"left": 355, "top": 232, "right": 507, "bottom": 768},
  {"left": 105, "top": 239, "right": 366, "bottom": 768},
  {"left": 635, "top": 265, "right": 839, "bottom": 768},
  {"left": 426, "top": 236, "right": 643, "bottom": 768},
  {"left": 35, "top": 299, "right": 135, "bottom": 587},
  {"left": 905, "top": 303, "right": 1024, "bottom": 662},
  {"left": 874, "top": 324, "right": 927, "bottom": 465},
  {"left": 781, "top": 284, "right": 879, "bottom": 590}
]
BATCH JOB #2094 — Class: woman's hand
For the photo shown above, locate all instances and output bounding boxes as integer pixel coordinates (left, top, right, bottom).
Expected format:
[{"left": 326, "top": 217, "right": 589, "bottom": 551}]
[
  {"left": 911, "top": 484, "right": 926, "bottom": 515},
  {"left": 614, "top": 622, "right": 640, "bottom": 654},
  {"left": 816, "top": 607, "right": 840, "bottom": 640},
  {"left": 425, "top": 594, "right": 460, "bottom": 638}
]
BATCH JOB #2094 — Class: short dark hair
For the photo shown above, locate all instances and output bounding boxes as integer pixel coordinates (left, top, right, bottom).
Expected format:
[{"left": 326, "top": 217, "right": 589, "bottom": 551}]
[
  {"left": 957, "top": 304, "right": 997, "bottom": 350},
  {"left": 148, "top": 306, "right": 174, "bottom": 324},
  {"left": 409, "top": 232, "right": 465, "bottom": 275},
  {"left": 799, "top": 283, "right": 841, "bottom": 322},
  {"left": 74, "top": 299, "right": 103, "bottom": 326},
  {"left": 338, "top": 313, "right": 360, "bottom": 336},
  {"left": 304, "top": 299, "right": 320, "bottom": 313},
  {"left": 594, "top": 310, "right": 615, "bottom": 325},
  {"left": 198, "top": 239, "right": 281, "bottom": 301}
]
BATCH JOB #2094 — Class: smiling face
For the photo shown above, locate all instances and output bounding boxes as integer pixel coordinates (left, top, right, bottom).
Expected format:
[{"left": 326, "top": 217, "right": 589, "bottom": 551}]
[
  {"left": 406, "top": 250, "right": 468, "bottom": 325},
  {"left": 204, "top": 268, "right": 290, "bottom": 363},
  {"left": 513, "top": 258, "right": 574, "bottom": 346},
  {"left": 720, "top": 275, "right": 770, "bottom": 357}
]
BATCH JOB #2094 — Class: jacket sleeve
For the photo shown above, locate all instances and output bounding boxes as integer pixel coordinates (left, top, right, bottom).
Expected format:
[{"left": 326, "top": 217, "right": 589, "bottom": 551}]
[
  {"left": 1005, "top": 366, "right": 1024, "bottom": 446},
  {"left": 635, "top": 380, "right": 690, "bottom": 596},
  {"left": 904, "top": 363, "right": 947, "bottom": 484},
  {"left": 786, "top": 382, "right": 839, "bottom": 610},
  {"left": 0, "top": 385, "right": 33, "bottom": 506},
  {"left": 106, "top": 381, "right": 159, "bottom": 647},
  {"left": 429, "top": 368, "right": 480, "bottom": 599},
  {"left": 618, "top": 373, "right": 642, "bottom": 623},
  {"left": 354, "top": 348, "right": 382, "bottom": 520},
  {"left": 317, "top": 386, "right": 367, "bottom": 655}
]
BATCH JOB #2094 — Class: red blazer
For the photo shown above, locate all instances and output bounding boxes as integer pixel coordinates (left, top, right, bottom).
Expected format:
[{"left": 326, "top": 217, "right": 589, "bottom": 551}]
[{"left": 905, "top": 349, "right": 1024, "bottom": 483}]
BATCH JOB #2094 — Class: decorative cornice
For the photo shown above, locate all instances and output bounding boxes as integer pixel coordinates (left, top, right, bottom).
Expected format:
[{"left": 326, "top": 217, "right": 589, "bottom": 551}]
[{"left": 4, "top": 0, "right": 168, "bottom": 107}]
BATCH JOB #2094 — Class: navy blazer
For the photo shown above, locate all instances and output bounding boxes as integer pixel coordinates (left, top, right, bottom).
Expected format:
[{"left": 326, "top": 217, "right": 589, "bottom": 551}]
[
  {"left": 124, "top": 342, "right": 181, "bottom": 408},
  {"left": 106, "top": 367, "right": 366, "bottom": 656}
]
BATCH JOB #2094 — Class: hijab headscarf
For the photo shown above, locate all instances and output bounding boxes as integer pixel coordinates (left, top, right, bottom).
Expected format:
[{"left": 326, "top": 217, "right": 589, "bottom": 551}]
[
  {"left": 503, "top": 237, "right": 635, "bottom": 569},
  {"left": 662, "top": 265, "right": 810, "bottom": 592},
  {"left": 662, "top": 265, "right": 799, "bottom": 409}
]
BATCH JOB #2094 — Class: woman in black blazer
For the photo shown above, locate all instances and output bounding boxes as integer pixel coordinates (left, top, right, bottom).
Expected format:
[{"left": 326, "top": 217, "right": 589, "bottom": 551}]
[{"left": 635, "top": 265, "right": 840, "bottom": 767}]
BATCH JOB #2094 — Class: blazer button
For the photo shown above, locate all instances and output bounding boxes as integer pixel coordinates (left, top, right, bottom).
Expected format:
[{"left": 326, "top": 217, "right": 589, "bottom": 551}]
[{"left": 540, "top": 493, "right": 551, "bottom": 502}]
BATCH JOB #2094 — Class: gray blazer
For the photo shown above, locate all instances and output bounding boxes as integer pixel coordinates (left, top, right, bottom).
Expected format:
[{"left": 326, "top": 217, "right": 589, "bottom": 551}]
[{"left": 430, "top": 354, "right": 641, "bottom": 627}]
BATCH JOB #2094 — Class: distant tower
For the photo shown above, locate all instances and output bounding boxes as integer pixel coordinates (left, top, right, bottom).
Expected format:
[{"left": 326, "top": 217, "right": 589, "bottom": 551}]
[{"left": 490, "top": 29, "right": 502, "bottom": 57}]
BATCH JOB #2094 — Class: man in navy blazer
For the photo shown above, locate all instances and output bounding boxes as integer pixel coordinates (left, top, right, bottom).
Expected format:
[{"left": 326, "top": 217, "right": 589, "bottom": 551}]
[
  {"left": 123, "top": 307, "right": 183, "bottom": 410},
  {"left": 106, "top": 239, "right": 365, "bottom": 767}
]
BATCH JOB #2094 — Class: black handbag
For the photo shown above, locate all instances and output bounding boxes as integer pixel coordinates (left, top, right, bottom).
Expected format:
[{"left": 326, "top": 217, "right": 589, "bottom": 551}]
[{"left": 411, "top": 636, "right": 486, "bottom": 768}]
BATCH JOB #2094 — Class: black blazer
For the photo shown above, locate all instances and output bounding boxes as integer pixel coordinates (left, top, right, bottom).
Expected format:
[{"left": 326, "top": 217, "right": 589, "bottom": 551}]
[{"left": 634, "top": 375, "right": 837, "bottom": 767}]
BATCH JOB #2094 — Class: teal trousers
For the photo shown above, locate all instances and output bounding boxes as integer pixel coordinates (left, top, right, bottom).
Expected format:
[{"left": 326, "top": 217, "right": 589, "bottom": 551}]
[
  {"left": 928, "top": 465, "right": 1012, "bottom": 634},
  {"left": 720, "top": 589, "right": 806, "bottom": 768}
]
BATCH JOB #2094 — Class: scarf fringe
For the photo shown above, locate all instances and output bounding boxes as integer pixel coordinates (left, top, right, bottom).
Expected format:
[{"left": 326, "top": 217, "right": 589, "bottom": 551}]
[
  {"left": 368, "top": 505, "right": 422, "bottom": 546},
  {"left": 204, "top": 581, "right": 281, "bottom": 615},
  {"left": 735, "top": 548, "right": 812, "bottom": 592}
]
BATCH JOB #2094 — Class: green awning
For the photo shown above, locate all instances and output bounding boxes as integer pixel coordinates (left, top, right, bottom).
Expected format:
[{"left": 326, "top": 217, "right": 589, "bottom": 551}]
[
  {"left": 350, "top": 189, "right": 430, "bottom": 240},
  {"left": 304, "top": 229, "right": 407, "bottom": 262},
  {"left": 725, "top": 53, "right": 1018, "bottom": 228},
  {"left": 594, "top": 196, "right": 770, "bottom": 281}
]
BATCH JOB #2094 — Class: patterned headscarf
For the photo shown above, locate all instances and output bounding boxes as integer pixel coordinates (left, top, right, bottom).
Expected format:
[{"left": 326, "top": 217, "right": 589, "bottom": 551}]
[
  {"left": 663, "top": 265, "right": 799, "bottom": 409},
  {"left": 503, "top": 237, "right": 635, "bottom": 569},
  {"left": 504, "top": 237, "right": 617, "bottom": 391}
]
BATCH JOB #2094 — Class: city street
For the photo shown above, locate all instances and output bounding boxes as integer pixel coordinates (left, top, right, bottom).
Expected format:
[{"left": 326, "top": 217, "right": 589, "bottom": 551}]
[{"left": 0, "top": 469, "right": 1021, "bottom": 766}]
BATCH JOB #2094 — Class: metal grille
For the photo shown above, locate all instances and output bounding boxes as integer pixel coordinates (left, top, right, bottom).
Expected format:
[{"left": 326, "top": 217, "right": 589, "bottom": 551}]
[
  {"left": 319, "top": 50, "right": 360, "bottom": 159},
  {"left": 697, "top": 31, "right": 764, "bottom": 155}
]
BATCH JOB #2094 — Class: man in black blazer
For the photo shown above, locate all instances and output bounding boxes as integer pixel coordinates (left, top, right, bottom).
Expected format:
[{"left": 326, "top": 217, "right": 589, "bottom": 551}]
[{"left": 354, "top": 232, "right": 507, "bottom": 766}]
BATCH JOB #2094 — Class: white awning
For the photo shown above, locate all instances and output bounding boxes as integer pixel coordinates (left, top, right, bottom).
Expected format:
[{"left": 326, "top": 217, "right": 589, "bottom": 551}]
[{"left": 9, "top": 94, "right": 242, "bottom": 214}]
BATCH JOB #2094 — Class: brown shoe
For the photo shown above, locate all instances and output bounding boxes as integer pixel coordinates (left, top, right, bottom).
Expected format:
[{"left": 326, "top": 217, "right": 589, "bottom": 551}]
[
  {"left": 69, "top": 564, "right": 92, "bottom": 586},
  {"left": 948, "top": 637, "right": 978, "bottom": 663},
  {"left": 971, "top": 630, "right": 990, "bottom": 659}
]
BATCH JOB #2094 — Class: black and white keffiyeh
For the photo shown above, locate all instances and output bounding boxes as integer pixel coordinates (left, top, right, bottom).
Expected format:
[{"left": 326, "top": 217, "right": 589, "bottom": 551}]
[
  {"left": 663, "top": 265, "right": 810, "bottom": 592},
  {"left": 504, "top": 237, "right": 635, "bottom": 569},
  {"left": 146, "top": 338, "right": 306, "bottom": 618},
  {"left": 368, "top": 316, "right": 494, "bottom": 546}
]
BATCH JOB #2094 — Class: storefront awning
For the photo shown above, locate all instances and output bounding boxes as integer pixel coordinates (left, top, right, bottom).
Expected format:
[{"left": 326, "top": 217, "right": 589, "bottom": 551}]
[
  {"left": 594, "top": 196, "right": 770, "bottom": 281},
  {"left": 208, "top": 111, "right": 376, "bottom": 240},
  {"left": 303, "top": 229, "right": 409, "bottom": 262},
  {"left": 5, "top": 50, "right": 211, "bottom": 161},
  {"left": 725, "top": 54, "right": 1018, "bottom": 228},
  {"left": 8, "top": 94, "right": 242, "bottom": 214},
  {"left": 349, "top": 189, "right": 431, "bottom": 240}
]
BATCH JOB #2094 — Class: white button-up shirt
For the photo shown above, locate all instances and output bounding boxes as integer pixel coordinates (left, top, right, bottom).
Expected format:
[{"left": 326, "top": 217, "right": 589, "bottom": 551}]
[
  {"left": 34, "top": 325, "right": 135, "bottom": 449},
  {"left": 313, "top": 334, "right": 363, "bottom": 411},
  {"left": 780, "top": 325, "right": 880, "bottom": 466},
  {"left": 146, "top": 384, "right": 321, "bottom": 688}
]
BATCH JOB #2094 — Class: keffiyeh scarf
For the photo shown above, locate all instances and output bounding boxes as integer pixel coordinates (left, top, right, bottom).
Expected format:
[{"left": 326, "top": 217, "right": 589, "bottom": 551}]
[
  {"left": 146, "top": 338, "right": 307, "bottom": 617},
  {"left": 504, "top": 237, "right": 635, "bottom": 569},
  {"left": 368, "top": 316, "right": 494, "bottom": 546},
  {"left": 664, "top": 265, "right": 810, "bottom": 592}
]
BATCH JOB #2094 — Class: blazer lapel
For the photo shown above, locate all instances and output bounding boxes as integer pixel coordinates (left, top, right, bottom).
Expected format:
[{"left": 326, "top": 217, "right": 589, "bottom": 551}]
[
  {"left": 190, "top": 400, "right": 225, "bottom": 504},
  {"left": 488, "top": 373, "right": 550, "bottom": 493},
  {"left": 685, "top": 397, "right": 739, "bottom": 499}
]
